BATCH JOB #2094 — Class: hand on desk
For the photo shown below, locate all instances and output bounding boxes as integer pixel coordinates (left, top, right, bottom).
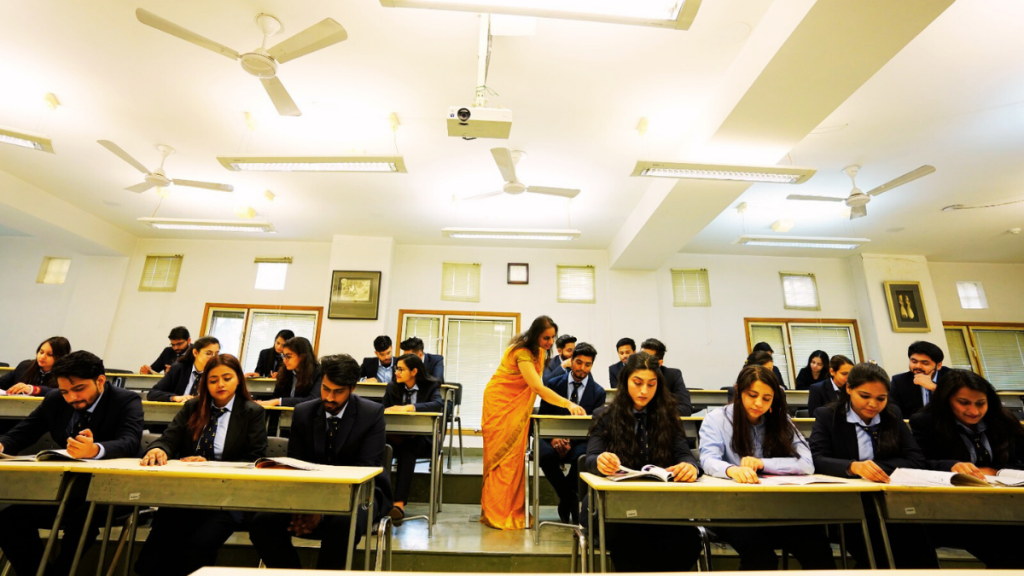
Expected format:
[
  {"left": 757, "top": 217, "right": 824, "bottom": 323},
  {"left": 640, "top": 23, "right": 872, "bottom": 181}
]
[
  {"left": 597, "top": 452, "right": 621, "bottom": 476},
  {"left": 848, "top": 460, "right": 890, "bottom": 483},
  {"left": 180, "top": 456, "right": 207, "bottom": 463},
  {"left": 384, "top": 405, "right": 415, "bottom": 413},
  {"left": 256, "top": 399, "right": 282, "bottom": 407},
  {"left": 67, "top": 429, "right": 100, "bottom": 459},
  {"left": 364, "top": 378, "right": 379, "bottom": 383},
  {"left": 667, "top": 462, "right": 698, "bottom": 482},
  {"left": 140, "top": 365, "right": 152, "bottom": 375},
  {"left": 7, "top": 383, "right": 35, "bottom": 395},
  {"left": 0, "top": 442, "right": 5, "bottom": 454},
  {"left": 566, "top": 403, "right": 586, "bottom": 416},
  {"left": 952, "top": 461, "right": 997, "bottom": 480},
  {"left": 141, "top": 448, "right": 169, "bottom": 466},
  {"left": 726, "top": 465, "right": 760, "bottom": 484},
  {"left": 244, "top": 372, "right": 260, "bottom": 378},
  {"left": 289, "top": 513, "right": 322, "bottom": 536},
  {"left": 170, "top": 395, "right": 195, "bottom": 403}
]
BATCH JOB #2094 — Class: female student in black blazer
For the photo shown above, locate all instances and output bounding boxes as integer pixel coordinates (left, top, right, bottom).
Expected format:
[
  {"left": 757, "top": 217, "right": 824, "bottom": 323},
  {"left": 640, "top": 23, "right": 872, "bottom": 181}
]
[
  {"left": 381, "top": 353, "right": 444, "bottom": 525},
  {"left": 810, "top": 362, "right": 937, "bottom": 569},
  {"left": 134, "top": 354, "right": 267, "bottom": 576},
  {"left": 257, "top": 336, "right": 320, "bottom": 407},
  {"left": 148, "top": 336, "right": 220, "bottom": 402},
  {"left": 909, "top": 369, "right": 1024, "bottom": 568},
  {"left": 700, "top": 365, "right": 834, "bottom": 570},
  {"left": 806, "top": 355, "right": 853, "bottom": 414},
  {"left": 795, "top": 350, "right": 830, "bottom": 391},
  {"left": 245, "top": 329, "right": 293, "bottom": 379},
  {"left": 0, "top": 336, "right": 70, "bottom": 396},
  {"left": 585, "top": 352, "right": 703, "bottom": 572}
]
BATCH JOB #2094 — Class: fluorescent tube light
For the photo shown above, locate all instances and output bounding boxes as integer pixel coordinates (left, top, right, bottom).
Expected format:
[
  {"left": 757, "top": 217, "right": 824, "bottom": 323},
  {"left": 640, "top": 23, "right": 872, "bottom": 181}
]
[
  {"left": 0, "top": 127, "right": 54, "bottom": 153},
  {"left": 737, "top": 235, "right": 869, "bottom": 250},
  {"left": 632, "top": 161, "right": 815, "bottom": 184},
  {"left": 379, "top": 0, "right": 701, "bottom": 30},
  {"left": 442, "top": 228, "right": 580, "bottom": 241},
  {"left": 217, "top": 156, "right": 407, "bottom": 173},
  {"left": 138, "top": 218, "right": 275, "bottom": 233}
]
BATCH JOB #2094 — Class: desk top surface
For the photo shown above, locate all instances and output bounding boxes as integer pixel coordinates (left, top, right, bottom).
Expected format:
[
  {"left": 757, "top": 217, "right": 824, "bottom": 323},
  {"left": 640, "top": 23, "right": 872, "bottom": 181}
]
[
  {"left": 581, "top": 472, "right": 881, "bottom": 493},
  {"left": 78, "top": 458, "right": 381, "bottom": 483},
  {"left": 0, "top": 460, "right": 79, "bottom": 472},
  {"left": 192, "top": 569, "right": 1020, "bottom": 576}
]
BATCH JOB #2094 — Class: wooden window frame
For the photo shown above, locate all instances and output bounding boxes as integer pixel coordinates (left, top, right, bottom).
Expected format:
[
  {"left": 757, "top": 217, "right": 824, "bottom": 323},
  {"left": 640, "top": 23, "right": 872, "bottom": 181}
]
[
  {"left": 943, "top": 321, "right": 1024, "bottom": 381},
  {"left": 745, "top": 317, "right": 864, "bottom": 384},
  {"left": 200, "top": 303, "right": 324, "bottom": 358}
]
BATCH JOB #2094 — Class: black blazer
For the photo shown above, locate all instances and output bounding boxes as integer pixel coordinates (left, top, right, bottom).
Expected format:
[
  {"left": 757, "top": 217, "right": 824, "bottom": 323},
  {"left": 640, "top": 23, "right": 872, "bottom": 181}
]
[
  {"left": 810, "top": 404, "right": 925, "bottom": 477},
  {"left": 272, "top": 368, "right": 322, "bottom": 407},
  {"left": 380, "top": 378, "right": 444, "bottom": 414},
  {"left": 149, "top": 345, "right": 190, "bottom": 374},
  {"left": 149, "top": 395, "right": 267, "bottom": 462},
  {"left": 0, "top": 359, "right": 55, "bottom": 396},
  {"left": 0, "top": 385, "right": 143, "bottom": 458},
  {"left": 422, "top": 353, "right": 445, "bottom": 382},
  {"left": 909, "top": 410, "right": 1024, "bottom": 472},
  {"left": 795, "top": 367, "right": 827, "bottom": 391},
  {"left": 608, "top": 362, "right": 624, "bottom": 389},
  {"left": 288, "top": 397, "right": 393, "bottom": 518},
  {"left": 148, "top": 361, "right": 198, "bottom": 402},
  {"left": 542, "top": 356, "right": 568, "bottom": 383},
  {"left": 359, "top": 358, "right": 396, "bottom": 383},
  {"left": 253, "top": 347, "right": 282, "bottom": 378},
  {"left": 584, "top": 407, "right": 702, "bottom": 475},
  {"left": 889, "top": 367, "right": 951, "bottom": 416},
  {"left": 661, "top": 366, "right": 692, "bottom": 417},
  {"left": 539, "top": 372, "right": 606, "bottom": 416},
  {"left": 807, "top": 378, "right": 841, "bottom": 414},
  {"left": 771, "top": 365, "right": 787, "bottom": 389}
]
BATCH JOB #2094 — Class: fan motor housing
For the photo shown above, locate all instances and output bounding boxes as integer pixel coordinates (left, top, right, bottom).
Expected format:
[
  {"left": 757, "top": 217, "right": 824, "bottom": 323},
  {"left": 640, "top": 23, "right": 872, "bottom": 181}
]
[
  {"left": 240, "top": 52, "right": 278, "bottom": 78},
  {"left": 846, "top": 192, "right": 870, "bottom": 207},
  {"left": 503, "top": 182, "right": 527, "bottom": 195},
  {"left": 145, "top": 173, "right": 172, "bottom": 187}
]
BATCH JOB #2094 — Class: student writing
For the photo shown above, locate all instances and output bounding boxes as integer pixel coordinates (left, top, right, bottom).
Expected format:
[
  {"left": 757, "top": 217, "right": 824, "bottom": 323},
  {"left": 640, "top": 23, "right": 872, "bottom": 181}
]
[
  {"left": 0, "top": 336, "right": 71, "bottom": 396},
  {"left": 147, "top": 336, "right": 219, "bottom": 402},
  {"left": 257, "top": 336, "right": 321, "bottom": 407}
]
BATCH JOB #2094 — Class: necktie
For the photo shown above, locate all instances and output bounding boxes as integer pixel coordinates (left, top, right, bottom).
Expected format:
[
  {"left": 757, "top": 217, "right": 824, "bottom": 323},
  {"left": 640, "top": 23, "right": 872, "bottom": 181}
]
[
  {"left": 858, "top": 424, "right": 880, "bottom": 457},
  {"left": 326, "top": 418, "right": 342, "bottom": 464},
  {"left": 969, "top": 432, "right": 992, "bottom": 468},
  {"left": 188, "top": 370, "right": 201, "bottom": 396},
  {"left": 403, "top": 389, "right": 414, "bottom": 405},
  {"left": 38, "top": 371, "right": 50, "bottom": 386},
  {"left": 71, "top": 412, "right": 91, "bottom": 437},
  {"left": 570, "top": 382, "right": 582, "bottom": 405},
  {"left": 635, "top": 412, "right": 649, "bottom": 462},
  {"left": 196, "top": 407, "right": 228, "bottom": 460}
]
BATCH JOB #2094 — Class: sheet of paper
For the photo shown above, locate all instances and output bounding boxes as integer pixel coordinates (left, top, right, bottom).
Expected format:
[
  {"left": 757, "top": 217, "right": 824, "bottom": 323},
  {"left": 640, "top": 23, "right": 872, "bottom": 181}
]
[{"left": 759, "top": 475, "right": 848, "bottom": 486}]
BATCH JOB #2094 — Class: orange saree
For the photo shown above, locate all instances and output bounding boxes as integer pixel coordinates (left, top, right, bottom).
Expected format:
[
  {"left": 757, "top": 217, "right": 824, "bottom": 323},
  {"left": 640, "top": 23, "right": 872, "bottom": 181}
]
[{"left": 479, "top": 346, "right": 542, "bottom": 530}]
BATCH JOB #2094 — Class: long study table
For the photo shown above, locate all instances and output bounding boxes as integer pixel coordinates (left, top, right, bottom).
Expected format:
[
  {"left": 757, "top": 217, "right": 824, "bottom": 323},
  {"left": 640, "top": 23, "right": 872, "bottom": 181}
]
[{"left": 0, "top": 461, "right": 84, "bottom": 576}]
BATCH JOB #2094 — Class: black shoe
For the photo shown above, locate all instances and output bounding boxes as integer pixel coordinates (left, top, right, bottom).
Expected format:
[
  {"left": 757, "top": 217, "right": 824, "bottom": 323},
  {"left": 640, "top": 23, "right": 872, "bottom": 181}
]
[
  {"left": 389, "top": 506, "right": 405, "bottom": 527},
  {"left": 557, "top": 500, "right": 573, "bottom": 524}
]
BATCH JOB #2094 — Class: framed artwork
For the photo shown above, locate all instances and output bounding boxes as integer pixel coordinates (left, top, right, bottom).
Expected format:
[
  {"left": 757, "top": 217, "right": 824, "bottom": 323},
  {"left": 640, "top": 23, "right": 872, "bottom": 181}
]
[
  {"left": 507, "top": 263, "right": 529, "bottom": 285},
  {"left": 329, "top": 271, "right": 381, "bottom": 320},
  {"left": 883, "top": 281, "right": 930, "bottom": 333}
]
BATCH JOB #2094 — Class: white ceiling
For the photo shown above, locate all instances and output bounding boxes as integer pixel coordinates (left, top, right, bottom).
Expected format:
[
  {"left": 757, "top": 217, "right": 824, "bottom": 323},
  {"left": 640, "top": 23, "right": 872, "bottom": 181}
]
[{"left": 0, "top": 0, "right": 1021, "bottom": 262}]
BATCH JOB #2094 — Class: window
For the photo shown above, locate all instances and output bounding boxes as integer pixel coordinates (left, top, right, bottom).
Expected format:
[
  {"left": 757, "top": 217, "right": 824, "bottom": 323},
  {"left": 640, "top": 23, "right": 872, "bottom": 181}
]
[
  {"left": 36, "top": 257, "right": 70, "bottom": 284},
  {"left": 139, "top": 255, "right": 182, "bottom": 292},
  {"left": 200, "top": 303, "right": 323, "bottom": 370},
  {"left": 945, "top": 323, "right": 1024, "bottom": 389},
  {"left": 441, "top": 263, "right": 481, "bottom": 302},
  {"left": 397, "top": 309, "right": 521, "bottom": 429},
  {"left": 944, "top": 327, "right": 977, "bottom": 372},
  {"left": 671, "top": 269, "right": 710, "bottom": 307},
  {"left": 956, "top": 281, "right": 988, "bottom": 309},
  {"left": 254, "top": 258, "right": 292, "bottom": 291},
  {"left": 746, "top": 319, "right": 862, "bottom": 386},
  {"left": 779, "top": 272, "right": 819, "bottom": 311},
  {"left": 557, "top": 265, "right": 596, "bottom": 304}
]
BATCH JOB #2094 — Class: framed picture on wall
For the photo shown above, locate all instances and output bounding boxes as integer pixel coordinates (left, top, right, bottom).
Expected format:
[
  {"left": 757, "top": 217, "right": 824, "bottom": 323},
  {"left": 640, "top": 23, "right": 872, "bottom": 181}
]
[
  {"left": 329, "top": 271, "right": 381, "bottom": 320},
  {"left": 883, "top": 281, "right": 930, "bottom": 333},
  {"left": 507, "top": 263, "right": 529, "bottom": 285}
]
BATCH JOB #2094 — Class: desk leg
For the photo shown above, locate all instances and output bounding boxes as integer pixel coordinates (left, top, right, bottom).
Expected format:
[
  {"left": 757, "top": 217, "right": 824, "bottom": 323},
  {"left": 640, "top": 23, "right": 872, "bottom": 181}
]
[
  {"left": 96, "top": 506, "right": 115, "bottom": 576},
  {"left": 364, "top": 479, "right": 375, "bottom": 572},
  {"left": 429, "top": 419, "right": 438, "bottom": 532},
  {"left": 871, "top": 493, "right": 896, "bottom": 569},
  {"left": 345, "top": 482, "right": 363, "bottom": 571},
  {"left": 586, "top": 485, "right": 594, "bottom": 572},
  {"left": 532, "top": 419, "right": 540, "bottom": 545},
  {"left": 122, "top": 506, "right": 139, "bottom": 576},
  {"left": 596, "top": 491, "right": 607, "bottom": 574},
  {"left": 838, "top": 524, "right": 848, "bottom": 569},
  {"left": 37, "top": 475, "right": 78, "bottom": 576},
  {"left": 69, "top": 502, "right": 97, "bottom": 576},
  {"left": 860, "top": 518, "right": 877, "bottom": 570}
]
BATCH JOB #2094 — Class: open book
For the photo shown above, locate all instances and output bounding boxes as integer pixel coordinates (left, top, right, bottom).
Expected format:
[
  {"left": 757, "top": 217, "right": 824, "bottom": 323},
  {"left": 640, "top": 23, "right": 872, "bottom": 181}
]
[
  {"left": 985, "top": 468, "right": 1024, "bottom": 487},
  {"left": 609, "top": 464, "right": 674, "bottom": 482},
  {"left": 759, "top": 475, "right": 848, "bottom": 486},
  {"left": 254, "top": 457, "right": 320, "bottom": 471},
  {"left": 0, "top": 449, "right": 83, "bottom": 463},
  {"left": 890, "top": 468, "right": 994, "bottom": 487}
]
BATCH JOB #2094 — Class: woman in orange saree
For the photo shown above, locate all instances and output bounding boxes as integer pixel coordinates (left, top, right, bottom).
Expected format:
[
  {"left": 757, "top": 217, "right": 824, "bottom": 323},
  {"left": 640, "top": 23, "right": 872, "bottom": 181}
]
[{"left": 480, "top": 315, "right": 586, "bottom": 530}]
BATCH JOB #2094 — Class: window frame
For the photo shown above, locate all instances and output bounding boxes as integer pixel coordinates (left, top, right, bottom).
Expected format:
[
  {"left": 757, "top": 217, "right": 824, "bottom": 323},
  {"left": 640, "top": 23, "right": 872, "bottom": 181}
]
[
  {"left": 556, "top": 264, "right": 597, "bottom": 304},
  {"left": 670, "top": 268, "right": 711, "bottom": 307},
  {"left": 139, "top": 254, "right": 183, "bottom": 292},
  {"left": 944, "top": 321, "right": 1024, "bottom": 385},
  {"left": 36, "top": 256, "right": 71, "bottom": 284},
  {"left": 955, "top": 281, "right": 989, "bottom": 310},
  {"left": 745, "top": 317, "right": 864, "bottom": 384},
  {"left": 779, "top": 272, "right": 820, "bottom": 311},
  {"left": 199, "top": 303, "right": 323, "bottom": 362},
  {"left": 943, "top": 324, "right": 979, "bottom": 373},
  {"left": 441, "top": 262, "right": 482, "bottom": 303}
]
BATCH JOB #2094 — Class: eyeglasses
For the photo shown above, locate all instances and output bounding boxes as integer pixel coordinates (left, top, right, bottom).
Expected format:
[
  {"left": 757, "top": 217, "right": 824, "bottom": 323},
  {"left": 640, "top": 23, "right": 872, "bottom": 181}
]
[{"left": 282, "top": 353, "right": 297, "bottom": 361}]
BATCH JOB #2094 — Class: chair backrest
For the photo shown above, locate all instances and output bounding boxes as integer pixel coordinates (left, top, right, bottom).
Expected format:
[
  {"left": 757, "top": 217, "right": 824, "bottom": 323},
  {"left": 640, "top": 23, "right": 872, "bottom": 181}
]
[
  {"left": 266, "top": 436, "right": 289, "bottom": 458},
  {"left": 577, "top": 453, "right": 587, "bottom": 502},
  {"left": 0, "top": 362, "right": 9, "bottom": 368},
  {"left": 795, "top": 408, "right": 810, "bottom": 418},
  {"left": 449, "top": 382, "right": 463, "bottom": 405},
  {"left": 106, "top": 369, "right": 133, "bottom": 374},
  {"left": 141, "top": 432, "right": 162, "bottom": 455}
]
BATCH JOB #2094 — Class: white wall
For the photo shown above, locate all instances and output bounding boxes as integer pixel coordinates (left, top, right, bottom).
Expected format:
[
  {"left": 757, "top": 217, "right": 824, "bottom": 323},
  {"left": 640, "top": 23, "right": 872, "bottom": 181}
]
[
  {"left": 928, "top": 262, "right": 1024, "bottom": 324},
  {"left": 103, "top": 238, "right": 332, "bottom": 370},
  {"left": 0, "top": 237, "right": 130, "bottom": 362}
]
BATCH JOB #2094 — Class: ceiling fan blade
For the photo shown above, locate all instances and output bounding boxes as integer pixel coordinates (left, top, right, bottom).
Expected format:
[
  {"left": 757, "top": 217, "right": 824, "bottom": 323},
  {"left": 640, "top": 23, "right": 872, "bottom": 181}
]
[
  {"left": 490, "top": 148, "right": 517, "bottom": 183},
  {"left": 260, "top": 77, "right": 301, "bottom": 116},
  {"left": 866, "top": 165, "right": 936, "bottom": 196},
  {"left": 455, "top": 190, "right": 504, "bottom": 202},
  {"left": 527, "top": 186, "right": 580, "bottom": 199},
  {"left": 135, "top": 9, "right": 240, "bottom": 60},
  {"left": 787, "top": 194, "right": 846, "bottom": 202},
  {"left": 97, "top": 140, "right": 151, "bottom": 175},
  {"left": 125, "top": 182, "right": 155, "bottom": 194},
  {"left": 266, "top": 18, "right": 348, "bottom": 64},
  {"left": 171, "top": 179, "right": 234, "bottom": 192},
  {"left": 850, "top": 205, "right": 868, "bottom": 219}
]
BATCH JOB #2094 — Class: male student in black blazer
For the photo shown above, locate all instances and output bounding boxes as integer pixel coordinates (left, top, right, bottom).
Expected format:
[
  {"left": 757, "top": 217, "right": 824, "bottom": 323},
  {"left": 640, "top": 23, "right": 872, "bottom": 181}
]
[
  {"left": 538, "top": 343, "right": 606, "bottom": 524},
  {"left": 0, "top": 351, "right": 143, "bottom": 576},
  {"left": 889, "top": 341, "right": 950, "bottom": 416},
  {"left": 139, "top": 326, "right": 191, "bottom": 374},
  {"left": 542, "top": 334, "right": 577, "bottom": 383},
  {"left": 400, "top": 336, "right": 445, "bottom": 382},
  {"left": 360, "top": 335, "right": 396, "bottom": 383},
  {"left": 249, "top": 354, "right": 392, "bottom": 570},
  {"left": 640, "top": 338, "right": 692, "bottom": 416},
  {"left": 607, "top": 337, "right": 634, "bottom": 388}
]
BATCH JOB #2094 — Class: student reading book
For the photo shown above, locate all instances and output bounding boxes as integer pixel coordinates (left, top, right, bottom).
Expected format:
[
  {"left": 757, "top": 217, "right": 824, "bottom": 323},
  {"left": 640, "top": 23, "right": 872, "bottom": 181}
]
[
  {"left": 608, "top": 464, "right": 674, "bottom": 482},
  {"left": 699, "top": 365, "right": 835, "bottom": 571},
  {"left": 0, "top": 448, "right": 82, "bottom": 462}
]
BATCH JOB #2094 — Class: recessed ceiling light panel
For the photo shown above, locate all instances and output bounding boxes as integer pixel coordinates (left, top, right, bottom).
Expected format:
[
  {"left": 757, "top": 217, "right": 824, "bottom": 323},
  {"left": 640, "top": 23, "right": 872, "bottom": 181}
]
[
  {"left": 217, "top": 156, "right": 407, "bottom": 173},
  {"left": 632, "top": 161, "right": 815, "bottom": 184},
  {"left": 0, "top": 127, "right": 54, "bottom": 153},
  {"left": 442, "top": 227, "right": 580, "bottom": 241},
  {"left": 737, "top": 234, "right": 869, "bottom": 250},
  {"left": 139, "top": 218, "right": 275, "bottom": 233}
]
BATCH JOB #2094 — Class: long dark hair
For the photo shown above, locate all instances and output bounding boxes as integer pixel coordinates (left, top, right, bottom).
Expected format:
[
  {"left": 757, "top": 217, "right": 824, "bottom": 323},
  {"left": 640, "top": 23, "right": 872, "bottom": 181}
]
[
  {"left": 591, "top": 352, "right": 684, "bottom": 469},
  {"left": 834, "top": 363, "right": 902, "bottom": 458},
  {"left": 178, "top": 336, "right": 218, "bottom": 367},
  {"left": 745, "top": 351, "right": 773, "bottom": 367},
  {"left": 391, "top": 354, "right": 439, "bottom": 404},
  {"left": 274, "top": 336, "right": 319, "bottom": 398},
  {"left": 20, "top": 336, "right": 71, "bottom": 386},
  {"left": 508, "top": 315, "right": 558, "bottom": 359},
  {"left": 804, "top": 350, "right": 830, "bottom": 380},
  {"left": 187, "top": 354, "right": 253, "bottom": 441},
  {"left": 922, "top": 369, "right": 1024, "bottom": 468},
  {"left": 730, "top": 365, "right": 798, "bottom": 458}
]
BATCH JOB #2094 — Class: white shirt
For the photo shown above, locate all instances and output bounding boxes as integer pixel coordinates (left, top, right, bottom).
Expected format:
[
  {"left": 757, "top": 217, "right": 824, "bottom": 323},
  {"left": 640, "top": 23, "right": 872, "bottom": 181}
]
[
  {"left": 698, "top": 406, "right": 813, "bottom": 479},
  {"left": 846, "top": 405, "right": 881, "bottom": 461},
  {"left": 210, "top": 395, "right": 235, "bottom": 461}
]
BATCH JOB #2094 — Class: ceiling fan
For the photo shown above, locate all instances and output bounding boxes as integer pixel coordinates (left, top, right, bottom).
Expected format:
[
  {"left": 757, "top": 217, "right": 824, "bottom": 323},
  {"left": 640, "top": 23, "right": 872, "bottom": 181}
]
[
  {"left": 456, "top": 148, "right": 581, "bottom": 201},
  {"left": 98, "top": 140, "right": 233, "bottom": 194},
  {"left": 135, "top": 8, "right": 348, "bottom": 117},
  {"left": 787, "top": 164, "right": 935, "bottom": 219}
]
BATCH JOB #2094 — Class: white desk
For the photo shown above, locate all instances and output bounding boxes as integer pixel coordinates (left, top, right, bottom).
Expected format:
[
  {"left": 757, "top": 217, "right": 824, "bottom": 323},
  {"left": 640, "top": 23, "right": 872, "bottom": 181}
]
[{"left": 0, "top": 461, "right": 82, "bottom": 576}]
